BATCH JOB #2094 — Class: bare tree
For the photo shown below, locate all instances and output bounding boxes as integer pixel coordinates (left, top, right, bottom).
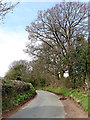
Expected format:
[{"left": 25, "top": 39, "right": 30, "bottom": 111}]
[
  {"left": 25, "top": 2, "right": 88, "bottom": 79},
  {"left": 0, "top": 0, "right": 19, "bottom": 22}
]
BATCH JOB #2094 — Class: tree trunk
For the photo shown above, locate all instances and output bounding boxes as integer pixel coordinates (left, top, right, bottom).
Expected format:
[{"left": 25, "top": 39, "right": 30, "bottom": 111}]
[
  {"left": 60, "top": 69, "right": 64, "bottom": 80},
  {"left": 68, "top": 65, "right": 72, "bottom": 80}
]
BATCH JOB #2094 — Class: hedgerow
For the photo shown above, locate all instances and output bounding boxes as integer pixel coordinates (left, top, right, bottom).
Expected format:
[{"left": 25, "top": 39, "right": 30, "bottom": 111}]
[{"left": 2, "top": 79, "right": 36, "bottom": 111}]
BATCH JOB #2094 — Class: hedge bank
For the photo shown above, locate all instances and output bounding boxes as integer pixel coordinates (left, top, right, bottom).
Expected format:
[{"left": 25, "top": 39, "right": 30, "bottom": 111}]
[{"left": 2, "top": 79, "right": 36, "bottom": 111}]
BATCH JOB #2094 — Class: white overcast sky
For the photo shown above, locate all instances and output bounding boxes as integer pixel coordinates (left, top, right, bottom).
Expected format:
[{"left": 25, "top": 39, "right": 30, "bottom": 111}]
[
  {"left": 0, "top": 27, "right": 30, "bottom": 77},
  {"left": 0, "top": 2, "right": 59, "bottom": 77}
]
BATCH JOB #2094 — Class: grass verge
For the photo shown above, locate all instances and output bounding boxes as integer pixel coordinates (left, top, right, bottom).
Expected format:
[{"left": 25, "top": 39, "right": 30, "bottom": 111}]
[
  {"left": 88, "top": 91, "right": 90, "bottom": 116},
  {"left": 40, "top": 87, "right": 88, "bottom": 112}
]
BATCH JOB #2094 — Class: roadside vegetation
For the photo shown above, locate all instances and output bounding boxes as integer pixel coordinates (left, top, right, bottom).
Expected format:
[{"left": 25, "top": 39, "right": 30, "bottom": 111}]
[
  {"left": 40, "top": 87, "right": 88, "bottom": 111},
  {"left": 89, "top": 92, "right": 90, "bottom": 116},
  {"left": 0, "top": 78, "right": 2, "bottom": 116},
  {"left": 2, "top": 78, "right": 36, "bottom": 111}
]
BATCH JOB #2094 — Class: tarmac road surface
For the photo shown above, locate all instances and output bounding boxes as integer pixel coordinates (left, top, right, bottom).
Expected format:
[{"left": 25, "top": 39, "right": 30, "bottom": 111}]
[{"left": 10, "top": 90, "right": 65, "bottom": 118}]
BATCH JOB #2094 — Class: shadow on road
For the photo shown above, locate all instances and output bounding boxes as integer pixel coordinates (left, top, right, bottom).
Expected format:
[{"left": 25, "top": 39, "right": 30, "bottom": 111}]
[{"left": 8, "top": 106, "right": 64, "bottom": 118}]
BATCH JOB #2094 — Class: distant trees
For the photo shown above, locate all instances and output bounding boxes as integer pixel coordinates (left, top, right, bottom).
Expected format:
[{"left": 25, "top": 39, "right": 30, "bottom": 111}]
[
  {"left": 25, "top": 2, "right": 88, "bottom": 89},
  {"left": 0, "top": 0, "right": 19, "bottom": 22},
  {"left": 28, "top": 59, "right": 58, "bottom": 87},
  {"left": 5, "top": 60, "right": 31, "bottom": 82}
]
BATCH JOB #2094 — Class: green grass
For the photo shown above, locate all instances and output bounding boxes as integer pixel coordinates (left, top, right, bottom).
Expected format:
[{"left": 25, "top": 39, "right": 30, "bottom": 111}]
[
  {"left": 40, "top": 87, "right": 88, "bottom": 112},
  {"left": 88, "top": 94, "right": 90, "bottom": 116}
]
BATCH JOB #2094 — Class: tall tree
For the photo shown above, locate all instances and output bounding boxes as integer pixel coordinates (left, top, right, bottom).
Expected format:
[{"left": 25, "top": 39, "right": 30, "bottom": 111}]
[{"left": 25, "top": 2, "right": 88, "bottom": 79}]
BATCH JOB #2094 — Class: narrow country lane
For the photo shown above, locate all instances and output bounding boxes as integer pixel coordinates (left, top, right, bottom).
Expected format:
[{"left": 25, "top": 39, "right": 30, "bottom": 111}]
[{"left": 9, "top": 90, "right": 65, "bottom": 118}]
